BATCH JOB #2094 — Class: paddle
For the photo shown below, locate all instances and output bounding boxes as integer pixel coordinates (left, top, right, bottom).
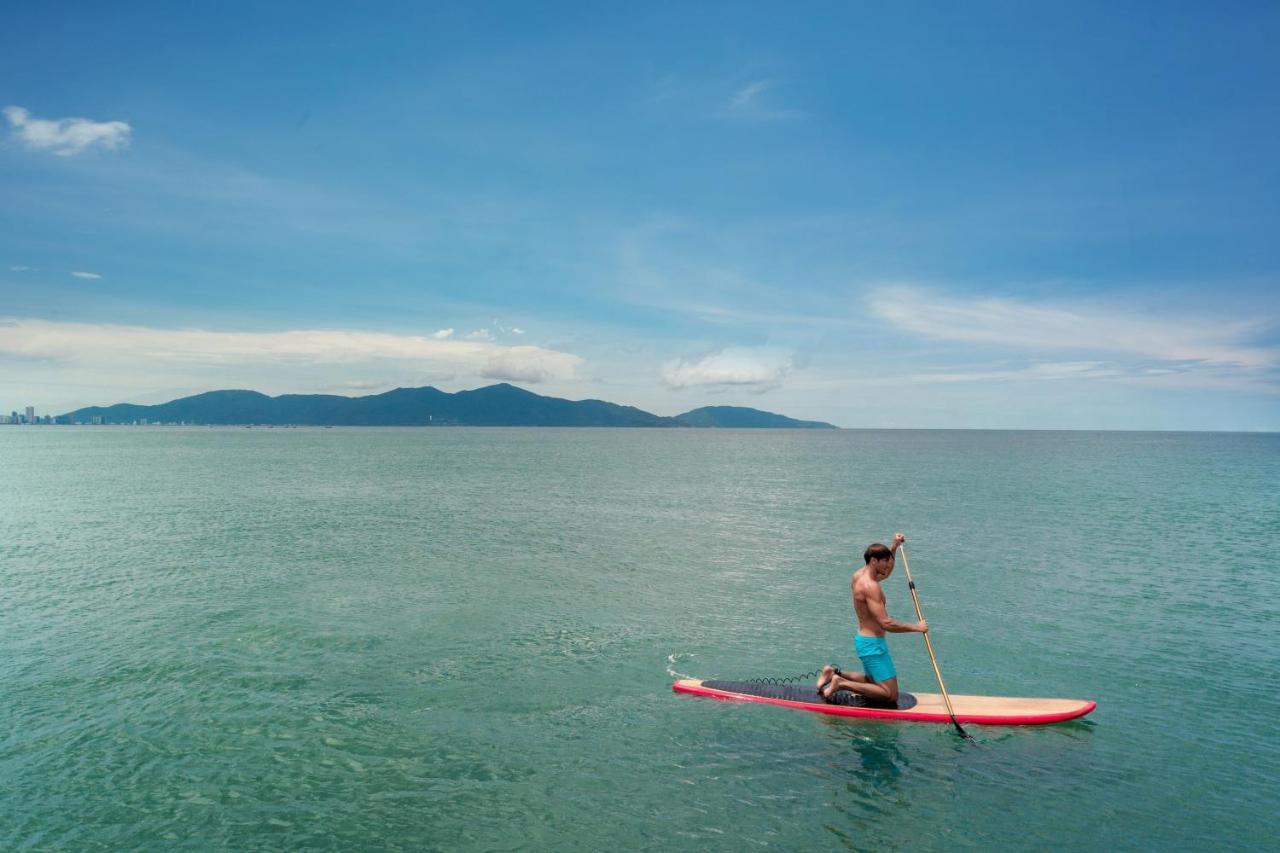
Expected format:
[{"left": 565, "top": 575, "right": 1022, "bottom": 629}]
[{"left": 898, "top": 544, "right": 974, "bottom": 741}]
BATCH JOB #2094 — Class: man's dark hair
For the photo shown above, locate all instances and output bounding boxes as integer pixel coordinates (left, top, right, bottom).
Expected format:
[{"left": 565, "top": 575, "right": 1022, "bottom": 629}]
[{"left": 864, "top": 543, "right": 893, "bottom": 564}]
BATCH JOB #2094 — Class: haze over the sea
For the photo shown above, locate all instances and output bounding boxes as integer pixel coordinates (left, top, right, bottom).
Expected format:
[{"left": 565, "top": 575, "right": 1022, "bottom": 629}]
[{"left": 2, "top": 2, "right": 1278, "bottom": 429}]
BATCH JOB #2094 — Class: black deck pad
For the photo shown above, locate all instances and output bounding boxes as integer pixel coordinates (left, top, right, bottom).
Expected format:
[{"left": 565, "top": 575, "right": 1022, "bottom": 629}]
[{"left": 702, "top": 680, "right": 917, "bottom": 711}]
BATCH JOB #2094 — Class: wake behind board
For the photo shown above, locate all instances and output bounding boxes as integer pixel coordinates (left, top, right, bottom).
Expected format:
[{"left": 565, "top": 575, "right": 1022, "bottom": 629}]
[{"left": 673, "top": 679, "right": 1095, "bottom": 726}]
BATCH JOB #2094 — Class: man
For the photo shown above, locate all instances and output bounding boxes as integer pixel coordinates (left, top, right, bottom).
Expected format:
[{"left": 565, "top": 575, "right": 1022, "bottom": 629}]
[{"left": 817, "top": 532, "right": 927, "bottom": 706}]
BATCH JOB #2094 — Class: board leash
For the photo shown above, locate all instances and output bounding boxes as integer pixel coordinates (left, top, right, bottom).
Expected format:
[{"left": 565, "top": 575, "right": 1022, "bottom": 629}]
[{"left": 741, "top": 669, "right": 826, "bottom": 686}]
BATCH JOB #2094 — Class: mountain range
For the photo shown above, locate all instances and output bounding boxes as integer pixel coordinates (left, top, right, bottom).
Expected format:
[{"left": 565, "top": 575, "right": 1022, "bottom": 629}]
[{"left": 61, "top": 384, "right": 838, "bottom": 429}]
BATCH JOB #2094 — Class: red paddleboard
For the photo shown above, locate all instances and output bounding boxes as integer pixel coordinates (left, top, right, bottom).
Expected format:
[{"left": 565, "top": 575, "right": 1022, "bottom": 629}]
[{"left": 673, "top": 678, "right": 1095, "bottom": 726}]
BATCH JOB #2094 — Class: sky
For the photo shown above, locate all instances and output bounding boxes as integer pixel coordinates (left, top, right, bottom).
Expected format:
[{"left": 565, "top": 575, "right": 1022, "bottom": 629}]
[{"left": 2, "top": 1, "right": 1278, "bottom": 429}]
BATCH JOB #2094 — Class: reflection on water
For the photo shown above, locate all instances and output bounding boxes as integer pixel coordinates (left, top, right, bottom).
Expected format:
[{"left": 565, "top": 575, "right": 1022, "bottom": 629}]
[
  {"left": 816, "top": 722, "right": 912, "bottom": 849},
  {"left": 856, "top": 731, "right": 909, "bottom": 784},
  {"left": 827, "top": 721, "right": 909, "bottom": 788},
  {"left": 815, "top": 716, "right": 1102, "bottom": 850},
  {"left": 819, "top": 717, "right": 911, "bottom": 788}
]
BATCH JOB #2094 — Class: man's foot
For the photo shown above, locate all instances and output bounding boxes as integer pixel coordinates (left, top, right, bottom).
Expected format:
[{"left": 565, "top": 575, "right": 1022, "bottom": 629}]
[
  {"left": 816, "top": 665, "right": 842, "bottom": 695},
  {"left": 820, "top": 677, "right": 842, "bottom": 702}
]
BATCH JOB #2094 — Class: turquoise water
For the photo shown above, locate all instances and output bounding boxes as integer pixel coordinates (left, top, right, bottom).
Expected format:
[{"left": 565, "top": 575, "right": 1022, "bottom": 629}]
[{"left": 2, "top": 428, "right": 1277, "bottom": 850}]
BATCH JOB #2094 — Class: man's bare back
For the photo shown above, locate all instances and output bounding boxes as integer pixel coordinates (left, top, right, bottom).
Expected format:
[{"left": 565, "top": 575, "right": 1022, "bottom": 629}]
[{"left": 818, "top": 532, "right": 927, "bottom": 705}]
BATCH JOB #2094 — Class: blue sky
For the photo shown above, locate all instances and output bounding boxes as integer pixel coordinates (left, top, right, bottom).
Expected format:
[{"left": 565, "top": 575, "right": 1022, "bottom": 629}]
[{"left": 2, "top": 1, "right": 1277, "bottom": 428}]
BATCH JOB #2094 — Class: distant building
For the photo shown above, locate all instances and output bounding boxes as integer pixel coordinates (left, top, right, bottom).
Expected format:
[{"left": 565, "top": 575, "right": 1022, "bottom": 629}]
[{"left": 25, "top": 406, "right": 35, "bottom": 424}]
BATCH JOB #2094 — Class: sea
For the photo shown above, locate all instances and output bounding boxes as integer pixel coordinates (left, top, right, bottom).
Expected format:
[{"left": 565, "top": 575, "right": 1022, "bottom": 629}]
[{"left": 2, "top": 427, "right": 1277, "bottom": 851}]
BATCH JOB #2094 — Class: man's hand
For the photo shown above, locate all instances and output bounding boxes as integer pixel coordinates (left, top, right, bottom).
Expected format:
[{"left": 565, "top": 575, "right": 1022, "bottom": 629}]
[
  {"left": 917, "top": 619, "right": 929, "bottom": 633},
  {"left": 892, "top": 532, "right": 906, "bottom": 549}
]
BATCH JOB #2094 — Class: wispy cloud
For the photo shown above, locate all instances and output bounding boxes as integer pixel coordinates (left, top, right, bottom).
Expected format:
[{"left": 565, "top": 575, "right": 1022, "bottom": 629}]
[
  {"left": 70, "top": 271, "right": 102, "bottom": 280},
  {"left": 869, "top": 286, "right": 1277, "bottom": 370},
  {"left": 662, "top": 347, "right": 794, "bottom": 392},
  {"left": 9, "top": 265, "right": 33, "bottom": 272},
  {"left": 612, "top": 217, "right": 845, "bottom": 328},
  {"left": 4, "top": 106, "right": 131, "bottom": 156},
  {"left": 465, "top": 329, "right": 494, "bottom": 341},
  {"left": 432, "top": 328, "right": 455, "bottom": 339},
  {"left": 731, "top": 81, "right": 769, "bottom": 109},
  {"left": 723, "top": 80, "right": 804, "bottom": 121},
  {"left": 899, "top": 361, "right": 1122, "bottom": 384}
]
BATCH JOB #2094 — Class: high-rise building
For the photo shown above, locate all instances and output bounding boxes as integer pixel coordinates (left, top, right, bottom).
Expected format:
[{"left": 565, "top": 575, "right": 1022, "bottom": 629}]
[{"left": 25, "top": 406, "right": 35, "bottom": 424}]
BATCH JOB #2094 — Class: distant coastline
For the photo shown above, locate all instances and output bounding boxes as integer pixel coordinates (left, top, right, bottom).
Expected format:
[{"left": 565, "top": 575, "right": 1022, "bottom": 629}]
[{"left": 51, "top": 383, "right": 839, "bottom": 429}]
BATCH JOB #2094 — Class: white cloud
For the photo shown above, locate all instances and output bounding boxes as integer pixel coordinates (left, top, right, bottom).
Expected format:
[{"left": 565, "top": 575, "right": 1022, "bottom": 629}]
[
  {"left": 9, "top": 265, "right": 32, "bottom": 272},
  {"left": 71, "top": 271, "right": 102, "bottom": 280},
  {"left": 869, "top": 286, "right": 1276, "bottom": 370},
  {"left": 482, "top": 346, "right": 581, "bottom": 383},
  {"left": 662, "top": 347, "right": 794, "bottom": 392},
  {"left": 511, "top": 327, "right": 525, "bottom": 335},
  {"left": 0, "top": 317, "right": 583, "bottom": 385},
  {"left": 432, "top": 328, "right": 454, "bottom": 339},
  {"left": 465, "top": 329, "right": 494, "bottom": 341},
  {"left": 4, "top": 105, "right": 132, "bottom": 156}
]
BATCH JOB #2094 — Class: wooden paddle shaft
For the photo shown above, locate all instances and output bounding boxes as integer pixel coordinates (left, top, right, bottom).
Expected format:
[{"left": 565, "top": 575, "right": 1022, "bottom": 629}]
[{"left": 898, "top": 545, "right": 962, "bottom": 723}]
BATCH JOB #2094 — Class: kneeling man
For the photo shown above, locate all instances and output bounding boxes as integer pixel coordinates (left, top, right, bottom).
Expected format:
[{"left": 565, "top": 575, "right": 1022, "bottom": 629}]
[{"left": 818, "top": 532, "right": 927, "bottom": 705}]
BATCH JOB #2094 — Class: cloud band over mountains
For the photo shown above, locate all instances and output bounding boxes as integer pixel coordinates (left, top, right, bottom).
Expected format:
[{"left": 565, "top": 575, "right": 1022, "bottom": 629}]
[{"left": 0, "top": 318, "right": 582, "bottom": 386}]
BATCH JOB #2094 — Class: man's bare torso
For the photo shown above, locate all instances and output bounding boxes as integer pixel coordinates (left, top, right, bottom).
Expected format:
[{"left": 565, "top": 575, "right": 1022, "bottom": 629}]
[{"left": 851, "top": 567, "right": 886, "bottom": 638}]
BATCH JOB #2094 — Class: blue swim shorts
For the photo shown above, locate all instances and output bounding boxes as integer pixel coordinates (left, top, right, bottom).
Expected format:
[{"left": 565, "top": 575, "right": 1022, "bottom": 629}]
[{"left": 854, "top": 635, "right": 897, "bottom": 682}]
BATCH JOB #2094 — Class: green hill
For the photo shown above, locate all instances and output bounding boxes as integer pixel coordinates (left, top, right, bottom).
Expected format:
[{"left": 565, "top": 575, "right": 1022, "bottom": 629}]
[
  {"left": 672, "top": 406, "right": 837, "bottom": 429},
  {"left": 62, "top": 384, "right": 838, "bottom": 428}
]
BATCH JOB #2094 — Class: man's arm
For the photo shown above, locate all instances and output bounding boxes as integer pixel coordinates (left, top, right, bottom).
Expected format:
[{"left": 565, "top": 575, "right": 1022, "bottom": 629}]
[
  {"left": 865, "top": 586, "right": 927, "bottom": 633},
  {"left": 890, "top": 532, "right": 906, "bottom": 555}
]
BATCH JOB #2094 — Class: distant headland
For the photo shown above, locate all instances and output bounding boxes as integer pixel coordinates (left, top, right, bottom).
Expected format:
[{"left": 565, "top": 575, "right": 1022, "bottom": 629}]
[{"left": 55, "top": 383, "right": 839, "bottom": 428}]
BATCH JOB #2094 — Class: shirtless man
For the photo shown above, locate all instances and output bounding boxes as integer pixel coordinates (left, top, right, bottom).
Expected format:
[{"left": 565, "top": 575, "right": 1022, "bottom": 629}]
[{"left": 817, "top": 532, "right": 927, "bottom": 705}]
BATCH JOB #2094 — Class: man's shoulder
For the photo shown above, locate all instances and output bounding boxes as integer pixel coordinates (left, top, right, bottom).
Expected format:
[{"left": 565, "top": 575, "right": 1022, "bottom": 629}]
[{"left": 853, "top": 568, "right": 882, "bottom": 593}]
